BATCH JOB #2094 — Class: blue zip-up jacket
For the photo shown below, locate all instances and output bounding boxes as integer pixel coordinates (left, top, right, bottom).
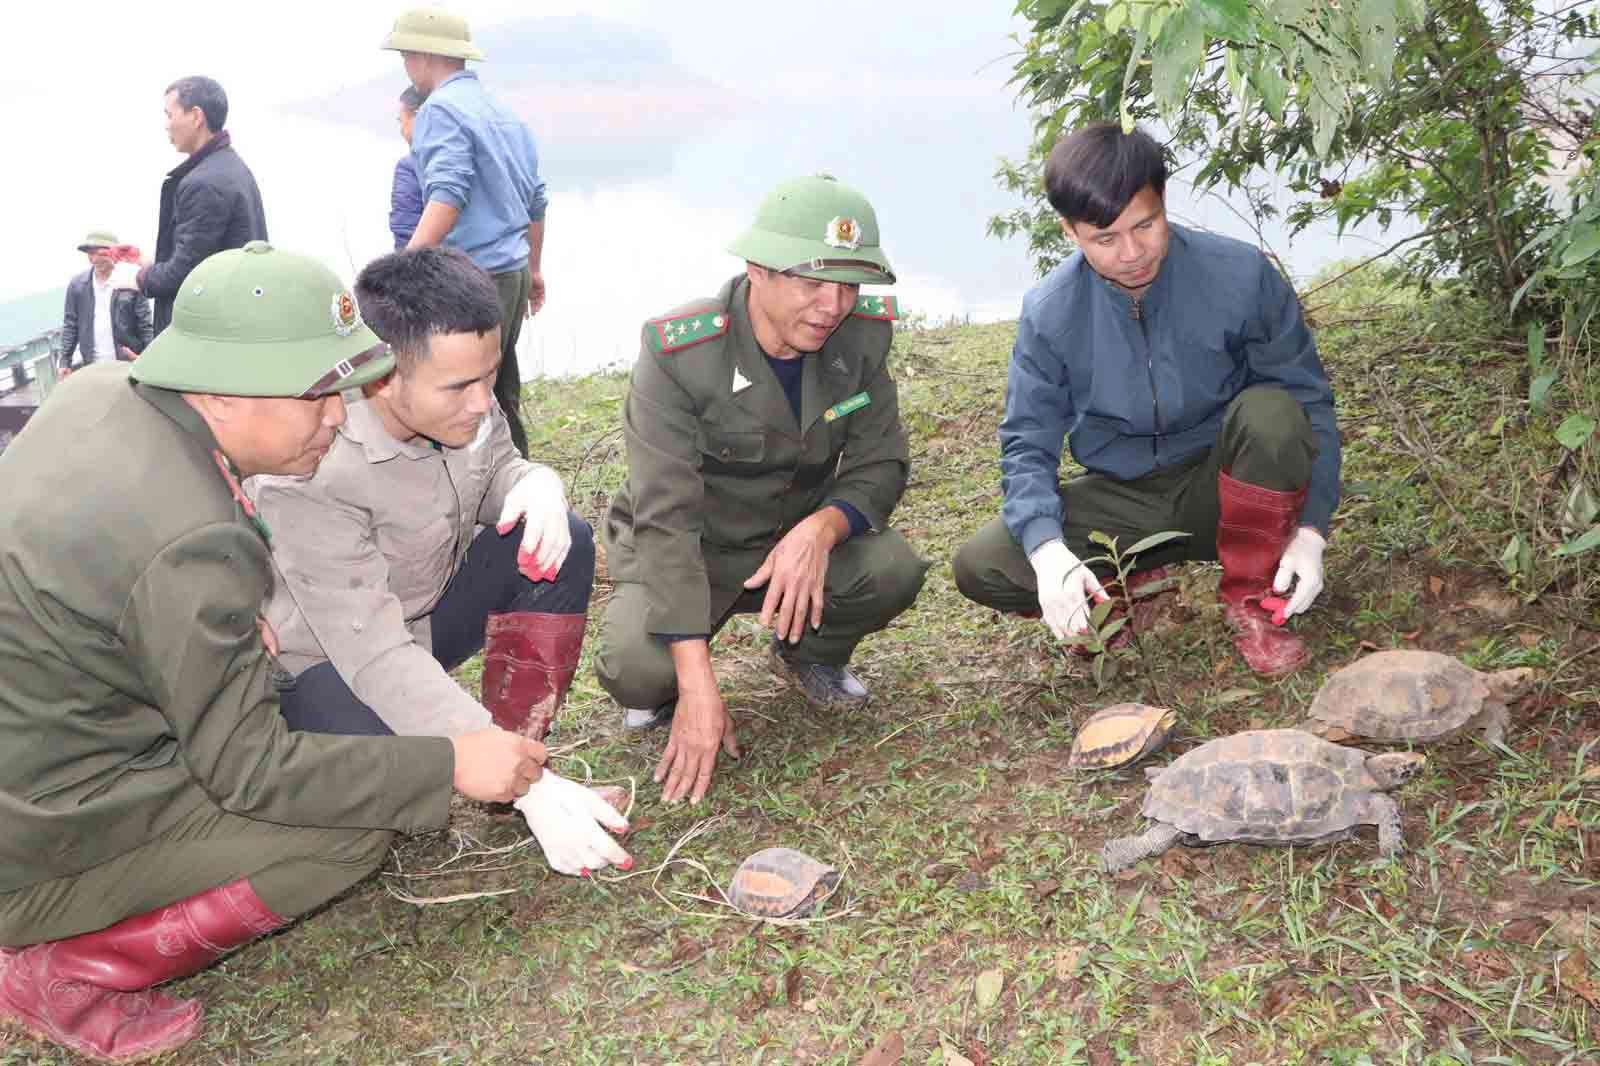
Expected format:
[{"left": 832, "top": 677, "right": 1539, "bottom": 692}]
[
  {"left": 389, "top": 154, "right": 423, "bottom": 250},
  {"left": 411, "top": 70, "right": 549, "bottom": 275},
  {"left": 1000, "top": 223, "right": 1340, "bottom": 556}
]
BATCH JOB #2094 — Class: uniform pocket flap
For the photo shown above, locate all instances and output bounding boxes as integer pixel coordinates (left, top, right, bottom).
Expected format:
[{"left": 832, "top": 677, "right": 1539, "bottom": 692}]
[{"left": 699, "top": 429, "right": 766, "bottom": 464}]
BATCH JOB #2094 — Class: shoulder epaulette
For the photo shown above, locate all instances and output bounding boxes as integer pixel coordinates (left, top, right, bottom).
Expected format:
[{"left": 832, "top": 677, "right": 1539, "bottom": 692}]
[
  {"left": 852, "top": 294, "right": 899, "bottom": 321},
  {"left": 645, "top": 303, "right": 729, "bottom": 355}
]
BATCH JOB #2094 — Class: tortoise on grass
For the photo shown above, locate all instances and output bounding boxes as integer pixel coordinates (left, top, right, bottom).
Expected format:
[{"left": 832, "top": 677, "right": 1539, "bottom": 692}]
[
  {"left": 726, "top": 848, "right": 839, "bottom": 919},
  {"left": 1069, "top": 703, "right": 1176, "bottom": 771},
  {"left": 1101, "top": 729, "right": 1425, "bottom": 873},
  {"left": 1304, "top": 650, "right": 1533, "bottom": 747}
]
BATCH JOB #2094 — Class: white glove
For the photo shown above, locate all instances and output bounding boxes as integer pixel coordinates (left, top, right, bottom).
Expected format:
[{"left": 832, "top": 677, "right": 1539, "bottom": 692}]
[
  {"left": 496, "top": 465, "right": 571, "bottom": 579},
  {"left": 515, "top": 770, "right": 633, "bottom": 877},
  {"left": 108, "top": 262, "right": 141, "bottom": 291},
  {"left": 1272, "top": 526, "right": 1327, "bottom": 619},
  {"left": 1028, "top": 539, "right": 1108, "bottom": 640}
]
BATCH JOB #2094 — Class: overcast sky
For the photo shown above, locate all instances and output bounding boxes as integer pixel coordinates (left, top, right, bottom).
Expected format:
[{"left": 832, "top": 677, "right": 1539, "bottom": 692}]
[{"left": 0, "top": 1, "right": 1029, "bottom": 303}]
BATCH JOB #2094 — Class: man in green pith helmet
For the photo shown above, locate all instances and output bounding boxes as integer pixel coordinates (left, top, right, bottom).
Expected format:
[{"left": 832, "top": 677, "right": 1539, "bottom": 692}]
[
  {"left": 598, "top": 174, "right": 930, "bottom": 806},
  {"left": 381, "top": 5, "right": 547, "bottom": 459},
  {"left": 0, "top": 242, "right": 546, "bottom": 1063}
]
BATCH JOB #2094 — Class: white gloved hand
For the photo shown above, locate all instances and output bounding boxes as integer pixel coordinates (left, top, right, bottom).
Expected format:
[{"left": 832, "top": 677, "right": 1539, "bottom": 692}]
[
  {"left": 514, "top": 770, "right": 633, "bottom": 877},
  {"left": 1272, "top": 526, "right": 1327, "bottom": 619},
  {"left": 496, "top": 465, "right": 571, "bottom": 579},
  {"left": 108, "top": 262, "right": 141, "bottom": 291},
  {"left": 1028, "top": 539, "right": 1108, "bottom": 640}
]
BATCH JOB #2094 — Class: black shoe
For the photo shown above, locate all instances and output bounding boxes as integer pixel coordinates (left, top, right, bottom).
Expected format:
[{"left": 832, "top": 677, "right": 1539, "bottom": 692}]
[
  {"left": 622, "top": 700, "right": 675, "bottom": 731},
  {"left": 767, "top": 640, "right": 870, "bottom": 711}
]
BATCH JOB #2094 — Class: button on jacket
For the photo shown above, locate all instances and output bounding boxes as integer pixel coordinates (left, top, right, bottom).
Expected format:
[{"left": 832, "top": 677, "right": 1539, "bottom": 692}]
[
  {"left": 603, "top": 273, "right": 910, "bottom": 637},
  {"left": 1000, "top": 223, "right": 1341, "bottom": 555},
  {"left": 249, "top": 397, "right": 535, "bottom": 736},
  {"left": 0, "top": 365, "right": 453, "bottom": 894}
]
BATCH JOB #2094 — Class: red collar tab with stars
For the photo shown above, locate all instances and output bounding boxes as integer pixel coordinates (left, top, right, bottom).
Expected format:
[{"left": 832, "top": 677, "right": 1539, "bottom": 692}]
[
  {"left": 211, "top": 450, "right": 272, "bottom": 545},
  {"left": 646, "top": 307, "right": 729, "bottom": 355}
]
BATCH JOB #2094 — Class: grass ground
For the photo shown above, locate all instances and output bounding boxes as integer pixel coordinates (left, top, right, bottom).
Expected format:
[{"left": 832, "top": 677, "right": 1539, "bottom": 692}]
[{"left": 4, "top": 274, "right": 1598, "bottom": 1066}]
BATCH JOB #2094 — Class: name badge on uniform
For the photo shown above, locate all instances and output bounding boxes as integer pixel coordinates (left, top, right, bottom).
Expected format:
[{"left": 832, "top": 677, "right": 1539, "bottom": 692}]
[{"left": 824, "top": 392, "right": 871, "bottom": 422}]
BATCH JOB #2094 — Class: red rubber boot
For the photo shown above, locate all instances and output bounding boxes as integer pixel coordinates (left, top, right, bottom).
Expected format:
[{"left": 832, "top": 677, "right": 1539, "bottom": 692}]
[
  {"left": 480, "top": 611, "right": 587, "bottom": 739},
  {"left": 0, "top": 878, "right": 285, "bottom": 1063},
  {"left": 1216, "top": 470, "right": 1311, "bottom": 678}
]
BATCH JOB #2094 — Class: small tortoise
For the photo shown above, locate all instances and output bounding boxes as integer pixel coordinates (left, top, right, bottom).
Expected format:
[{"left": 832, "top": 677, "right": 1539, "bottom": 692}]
[
  {"left": 726, "top": 848, "right": 839, "bottom": 918},
  {"left": 1102, "top": 729, "right": 1425, "bottom": 873},
  {"left": 1069, "top": 703, "right": 1176, "bottom": 770},
  {"left": 1304, "top": 650, "right": 1533, "bottom": 747}
]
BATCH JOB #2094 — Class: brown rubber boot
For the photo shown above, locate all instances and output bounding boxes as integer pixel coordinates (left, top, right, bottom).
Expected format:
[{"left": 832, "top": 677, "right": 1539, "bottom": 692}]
[
  {"left": 1216, "top": 469, "right": 1310, "bottom": 677},
  {"left": 480, "top": 611, "right": 587, "bottom": 739},
  {"left": 0, "top": 878, "right": 285, "bottom": 1063}
]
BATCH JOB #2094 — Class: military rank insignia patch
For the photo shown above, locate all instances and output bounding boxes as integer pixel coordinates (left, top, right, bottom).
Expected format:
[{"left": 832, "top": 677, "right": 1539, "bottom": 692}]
[
  {"left": 646, "top": 306, "right": 729, "bottom": 354},
  {"left": 851, "top": 294, "right": 899, "bottom": 321}
]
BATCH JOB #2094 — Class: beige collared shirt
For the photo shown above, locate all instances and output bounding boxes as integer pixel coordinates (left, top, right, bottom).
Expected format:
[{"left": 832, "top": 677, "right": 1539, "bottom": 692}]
[{"left": 247, "top": 395, "right": 535, "bottom": 736}]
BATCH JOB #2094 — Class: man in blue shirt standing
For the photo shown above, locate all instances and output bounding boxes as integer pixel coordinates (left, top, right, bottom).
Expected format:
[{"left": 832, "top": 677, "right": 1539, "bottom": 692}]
[
  {"left": 953, "top": 123, "right": 1341, "bottom": 678},
  {"left": 382, "top": 7, "right": 547, "bottom": 458}
]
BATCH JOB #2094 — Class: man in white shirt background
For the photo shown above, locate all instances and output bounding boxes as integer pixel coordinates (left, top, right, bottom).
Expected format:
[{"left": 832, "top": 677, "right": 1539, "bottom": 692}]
[{"left": 56, "top": 229, "right": 154, "bottom": 378}]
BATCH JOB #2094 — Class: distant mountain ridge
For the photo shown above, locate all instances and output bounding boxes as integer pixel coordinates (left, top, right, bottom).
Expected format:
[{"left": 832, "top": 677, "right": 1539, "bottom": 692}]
[{"left": 291, "top": 15, "right": 745, "bottom": 186}]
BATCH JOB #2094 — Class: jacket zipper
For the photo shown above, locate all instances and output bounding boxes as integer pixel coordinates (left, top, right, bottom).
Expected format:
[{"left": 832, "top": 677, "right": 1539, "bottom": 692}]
[{"left": 1131, "top": 297, "right": 1160, "bottom": 459}]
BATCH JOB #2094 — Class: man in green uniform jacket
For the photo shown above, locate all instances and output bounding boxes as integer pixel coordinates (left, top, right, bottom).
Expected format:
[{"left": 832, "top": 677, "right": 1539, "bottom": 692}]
[
  {"left": 0, "top": 242, "right": 545, "bottom": 1063},
  {"left": 599, "top": 174, "right": 929, "bottom": 806}
]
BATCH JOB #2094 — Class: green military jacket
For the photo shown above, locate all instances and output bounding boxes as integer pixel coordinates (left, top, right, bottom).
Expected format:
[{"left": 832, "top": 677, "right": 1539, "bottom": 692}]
[
  {"left": 603, "top": 274, "right": 909, "bottom": 636},
  {"left": 0, "top": 365, "right": 454, "bottom": 894}
]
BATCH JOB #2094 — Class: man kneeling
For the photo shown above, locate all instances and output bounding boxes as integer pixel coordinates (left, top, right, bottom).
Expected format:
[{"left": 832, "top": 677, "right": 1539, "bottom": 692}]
[
  {"left": 0, "top": 243, "right": 555, "bottom": 1062},
  {"left": 953, "top": 123, "right": 1342, "bottom": 676},
  {"left": 251, "top": 246, "right": 594, "bottom": 742}
]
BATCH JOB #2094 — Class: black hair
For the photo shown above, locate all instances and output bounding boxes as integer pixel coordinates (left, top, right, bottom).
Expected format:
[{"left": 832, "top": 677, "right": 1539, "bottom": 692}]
[
  {"left": 399, "top": 85, "right": 426, "bottom": 113},
  {"left": 165, "top": 76, "right": 229, "bottom": 133},
  {"left": 354, "top": 247, "right": 501, "bottom": 373},
  {"left": 1044, "top": 122, "right": 1169, "bottom": 227}
]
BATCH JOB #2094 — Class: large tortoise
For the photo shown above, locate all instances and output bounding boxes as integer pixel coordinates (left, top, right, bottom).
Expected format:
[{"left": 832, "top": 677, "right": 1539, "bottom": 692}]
[
  {"left": 1304, "top": 650, "right": 1532, "bottom": 747},
  {"left": 1102, "top": 729, "right": 1425, "bottom": 873}
]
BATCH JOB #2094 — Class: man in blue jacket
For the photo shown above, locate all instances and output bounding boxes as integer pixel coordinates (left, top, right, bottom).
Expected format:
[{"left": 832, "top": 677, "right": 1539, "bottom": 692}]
[
  {"left": 953, "top": 123, "right": 1340, "bottom": 677},
  {"left": 382, "top": 6, "right": 547, "bottom": 459},
  {"left": 389, "top": 86, "right": 425, "bottom": 250}
]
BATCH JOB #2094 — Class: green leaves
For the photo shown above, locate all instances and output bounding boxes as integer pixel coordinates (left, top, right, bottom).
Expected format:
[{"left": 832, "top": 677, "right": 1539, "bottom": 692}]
[{"left": 1555, "top": 414, "right": 1597, "bottom": 451}]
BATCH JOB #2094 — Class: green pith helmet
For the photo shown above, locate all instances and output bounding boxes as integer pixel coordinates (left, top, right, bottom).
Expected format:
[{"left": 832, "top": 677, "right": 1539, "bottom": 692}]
[
  {"left": 130, "top": 242, "right": 395, "bottom": 398},
  {"left": 380, "top": 7, "right": 485, "bottom": 61},
  {"left": 77, "top": 229, "right": 117, "bottom": 252},
  {"left": 726, "top": 174, "right": 895, "bottom": 285}
]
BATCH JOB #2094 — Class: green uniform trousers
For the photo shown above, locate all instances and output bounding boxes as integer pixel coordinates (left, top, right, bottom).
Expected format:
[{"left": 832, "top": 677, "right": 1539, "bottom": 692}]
[
  {"left": 953, "top": 386, "right": 1317, "bottom": 614},
  {"left": 596, "top": 529, "right": 929, "bottom": 709},
  {"left": 492, "top": 266, "right": 531, "bottom": 459},
  {"left": 0, "top": 801, "right": 393, "bottom": 946}
]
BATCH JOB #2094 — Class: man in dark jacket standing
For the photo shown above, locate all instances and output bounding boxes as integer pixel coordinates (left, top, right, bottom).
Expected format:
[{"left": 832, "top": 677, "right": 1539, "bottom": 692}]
[
  {"left": 953, "top": 123, "right": 1341, "bottom": 678},
  {"left": 57, "top": 229, "right": 153, "bottom": 377},
  {"left": 134, "top": 76, "right": 268, "bottom": 334},
  {"left": 0, "top": 243, "right": 545, "bottom": 1063}
]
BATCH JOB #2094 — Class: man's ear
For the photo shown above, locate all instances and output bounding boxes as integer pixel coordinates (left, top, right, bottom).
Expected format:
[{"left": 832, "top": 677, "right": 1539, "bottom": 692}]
[{"left": 744, "top": 260, "right": 767, "bottom": 288}]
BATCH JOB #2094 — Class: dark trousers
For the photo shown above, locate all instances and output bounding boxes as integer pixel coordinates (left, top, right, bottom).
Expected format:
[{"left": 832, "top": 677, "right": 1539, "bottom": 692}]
[
  {"left": 276, "top": 513, "right": 594, "bottom": 736},
  {"left": 952, "top": 386, "right": 1317, "bottom": 614},
  {"left": 492, "top": 266, "right": 531, "bottom": 458}
]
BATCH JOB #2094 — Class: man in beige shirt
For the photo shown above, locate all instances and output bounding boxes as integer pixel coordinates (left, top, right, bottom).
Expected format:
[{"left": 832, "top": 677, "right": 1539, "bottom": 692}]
[{"left": 249, "top": 246, "right": 592, "bottom": 741}]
